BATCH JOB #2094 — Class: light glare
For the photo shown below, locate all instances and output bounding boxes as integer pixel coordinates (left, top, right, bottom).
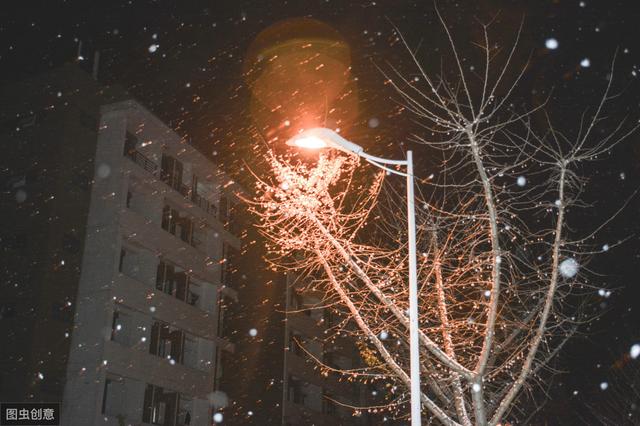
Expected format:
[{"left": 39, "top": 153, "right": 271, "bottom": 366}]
[{"left": 293, "top": 136, "right": 328, "bottom": 149}]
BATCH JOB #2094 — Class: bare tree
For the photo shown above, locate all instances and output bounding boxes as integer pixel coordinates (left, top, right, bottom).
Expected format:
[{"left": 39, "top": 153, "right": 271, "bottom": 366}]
[{"left": 248, "top": 10, "right": 637, "bottom": 426}]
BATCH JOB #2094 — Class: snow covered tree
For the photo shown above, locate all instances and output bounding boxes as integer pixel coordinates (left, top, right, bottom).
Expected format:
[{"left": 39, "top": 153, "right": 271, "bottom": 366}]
[{"left": 248, "top": 10, "right": 636, "bottom": 426}]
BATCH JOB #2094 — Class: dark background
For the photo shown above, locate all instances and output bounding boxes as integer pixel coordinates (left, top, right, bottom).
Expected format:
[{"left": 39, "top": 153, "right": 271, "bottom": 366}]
[{"left": 2, "top": 0, "right": 640, "bottom": 423}]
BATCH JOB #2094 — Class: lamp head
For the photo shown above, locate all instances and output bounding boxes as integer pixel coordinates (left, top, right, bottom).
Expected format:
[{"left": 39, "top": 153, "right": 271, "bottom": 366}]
[
  {"left": 286, "top": 127, "right": 363, "bottom": 155},
  {"left": 288, "top": 135, "right": 328, "bottom": 149}
]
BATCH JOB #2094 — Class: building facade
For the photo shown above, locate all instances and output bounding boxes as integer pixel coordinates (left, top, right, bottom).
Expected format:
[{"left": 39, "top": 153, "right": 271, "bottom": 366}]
[
  {"left": 282, "top": 274, "right": 372, "bottom": 426},
  {"left": 0, "top": 67, "right": 241, "bottom": 426},
  {"left": 61, "top": 100, "right": 241, "bottom": 426}
]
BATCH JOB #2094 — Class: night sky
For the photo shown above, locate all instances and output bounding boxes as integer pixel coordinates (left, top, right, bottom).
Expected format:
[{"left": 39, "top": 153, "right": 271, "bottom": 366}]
[{"left": 3, "top": 0, "right": 640, "bottom": 423}]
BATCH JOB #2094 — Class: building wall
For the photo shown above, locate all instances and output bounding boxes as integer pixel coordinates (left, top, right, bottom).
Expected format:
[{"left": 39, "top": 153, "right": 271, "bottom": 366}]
[
  {"left": 282, "top": 274, "right": 371, "bottom": 426},
  {"left": 61, "top": 100, "right": 241, "bottom": 426}
]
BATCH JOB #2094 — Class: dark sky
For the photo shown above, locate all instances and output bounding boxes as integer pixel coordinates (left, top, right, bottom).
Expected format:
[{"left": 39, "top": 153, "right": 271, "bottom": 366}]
[{"left": 3, "top": 0, "right": 640, "bottom": 423}]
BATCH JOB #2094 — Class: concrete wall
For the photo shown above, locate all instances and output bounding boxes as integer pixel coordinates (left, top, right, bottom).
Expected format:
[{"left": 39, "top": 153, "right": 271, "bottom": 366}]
[{"left": 61, "top": 105, "right": 128, "bottom": 426}]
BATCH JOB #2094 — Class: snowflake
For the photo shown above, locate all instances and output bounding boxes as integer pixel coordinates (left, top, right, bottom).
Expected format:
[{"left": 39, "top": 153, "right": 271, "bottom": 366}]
[
  {"left": 630, "top": 344, "right": 640, "bottom": 359},
  {"left": 559, "top": 258, "right": 579, "bottom": 278},
  {"left": 545, "top": 38, "right": 559, "bottom": 50}
]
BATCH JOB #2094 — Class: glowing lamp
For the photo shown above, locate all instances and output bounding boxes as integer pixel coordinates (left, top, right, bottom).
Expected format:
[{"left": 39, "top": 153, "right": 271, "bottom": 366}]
[
  {"left": 289, "top": 136, "right": 328, "bottom": 149},
  {"left": 286, "top": 127, "right": 363, "bottom": 155}
]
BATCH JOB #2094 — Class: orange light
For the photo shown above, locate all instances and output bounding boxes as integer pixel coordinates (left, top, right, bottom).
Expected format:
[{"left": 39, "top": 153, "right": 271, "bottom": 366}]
[{"left": 291, "top": 136, "right": 328, "bottom": 149}]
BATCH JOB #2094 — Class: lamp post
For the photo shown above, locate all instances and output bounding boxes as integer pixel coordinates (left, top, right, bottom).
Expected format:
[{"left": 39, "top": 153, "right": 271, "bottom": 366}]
[{"left": 286, "top": 127, "right": 422, "bottom": 426}]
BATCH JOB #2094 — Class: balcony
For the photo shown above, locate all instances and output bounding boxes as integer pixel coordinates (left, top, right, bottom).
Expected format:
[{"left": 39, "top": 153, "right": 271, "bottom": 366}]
[
  {"left": 123, "top": 148, "right": 222, "bottom": 224},
  {"left": 120, "top": 208, "right": 219, "bottom": 283},
  {"left": 286, "top": 351, "right": 352, "bottom": 397},
  {"left": 104, "top": 339, "right": 213, "bottom": 398},
  {"left": 126, "top": 149, "right": 158, "bottom": 175},
  {"left": 191, "top": 192, "right": 218, "bottom": 217}
]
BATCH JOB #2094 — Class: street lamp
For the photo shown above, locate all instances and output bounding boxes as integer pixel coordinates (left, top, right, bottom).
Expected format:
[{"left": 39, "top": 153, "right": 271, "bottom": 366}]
[{"left": 287, "top": 127, "right": 422, "bottom": 426}]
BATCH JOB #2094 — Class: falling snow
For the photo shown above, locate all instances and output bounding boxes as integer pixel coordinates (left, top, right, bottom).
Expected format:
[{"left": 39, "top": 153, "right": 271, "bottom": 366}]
[
  {"left": 631, "top": 344, "right": 640, "bottom": 359},
  {"left": 545, "top": 38, "right": 559, "bottom": 50},
  {"left": 559, "top": 258, "right": 580, "bottom": 278}
]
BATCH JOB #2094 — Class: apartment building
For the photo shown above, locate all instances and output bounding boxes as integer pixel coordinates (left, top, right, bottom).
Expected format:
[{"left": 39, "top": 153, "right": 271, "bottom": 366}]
[
  {"left": 282, "top": 274, "right": 372, "bottom": 426},
  {"left": 61, "top": 99, "right": 242, "bottom": 426},
  {"left": 0, "top": 65, "right": 241, "bottom": 426}
]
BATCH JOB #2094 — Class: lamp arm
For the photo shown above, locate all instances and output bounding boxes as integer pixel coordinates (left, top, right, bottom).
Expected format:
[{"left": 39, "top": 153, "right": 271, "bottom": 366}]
[
  {"left": 365, "top": 158, "right": 409, "bottom": 177},
  {"left": 359, "top": 151, "right": 409, "bottom": 166}
]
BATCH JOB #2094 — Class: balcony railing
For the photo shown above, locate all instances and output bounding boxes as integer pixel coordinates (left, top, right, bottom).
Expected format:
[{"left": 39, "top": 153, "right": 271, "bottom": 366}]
[
  {"left": 192, "top": 192, "right": 218, "bottom": 217},
  {"left": 125, "top": 150, "right": 224, "bottom": 224},
  {"left": 126, "top": 149, "right": 158, "bottom": 175}
]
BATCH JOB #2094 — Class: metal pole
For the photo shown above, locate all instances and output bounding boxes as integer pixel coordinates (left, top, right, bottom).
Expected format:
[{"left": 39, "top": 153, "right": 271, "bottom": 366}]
[{"left": 406, "top": 150, "right": 422, "bottom": 425}]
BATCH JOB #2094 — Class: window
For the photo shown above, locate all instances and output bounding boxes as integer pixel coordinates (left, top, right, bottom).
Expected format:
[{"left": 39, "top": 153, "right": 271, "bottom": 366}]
[
  {"left": 287, "top": 376, "right": 304, "bottom": 404},
  {"left": 160, "top": 154, "right": 186, "bottom": 195},
  {"left": 325, "top": 352, "right": 351, "bottom": 370},
  {"left": 142, "top": 384, "right": 178, "bottom": 426},
  {"left": 177, "top": 395, "right": 193, "bottom": 426},
  {"left": 287, "top": 376, "right": 322, "bottom": 410},
  {"left": 119, "top": 247, "right": 140, "bottom": 279},
  {"left": 187, "top": 279, "right": 201, "bottom": 308},
  {"left": 102, "top": 376, "right": 126, "bottom": 417},
  {"left": 289, "top": 332, "right": 307, "bottom": 357},
  {"left": 291, "top": 292, "right": 323, "bottom": 320},
  {"left": 111, "top": 309, "right": 132, "bottom": 346},
  {"left": 323, "top": 392, "right": 338, "bottom": 416},
  {"left": 220, "top": 243, "right": 237, "bottom": 288},
  {"left": 217, "top": 294, "right": 232, "bottom": 339},
  {"left": 191, "top": 175, "right": 217, "bottom": 217},
  {"left": 123, "top": 132, "right": 138, "bottom": 157},
  {"left": 182, "top": 334, "right": 198, "bottom": 370},
  {"left": 218, "top": 195, "right": 228, "bottom": 224},
  {"left": 149, "top": 321, "right": 184, "bottom": 363},
  {"left": 219, "top": 194, "right": 236, "bottom": 232},
  {"left": 156, "top": 261, "right": 189, "bottom": 301},
  {"left": 289, "top": 331, "right": 323, "bottom": 360},
  {"left": 162, "top": 205, "right": 196, "bottom": 246},
  {"left": 162, "top": 205, "right": 177, "bottom": 235}
]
